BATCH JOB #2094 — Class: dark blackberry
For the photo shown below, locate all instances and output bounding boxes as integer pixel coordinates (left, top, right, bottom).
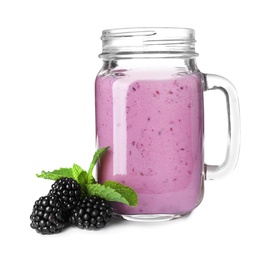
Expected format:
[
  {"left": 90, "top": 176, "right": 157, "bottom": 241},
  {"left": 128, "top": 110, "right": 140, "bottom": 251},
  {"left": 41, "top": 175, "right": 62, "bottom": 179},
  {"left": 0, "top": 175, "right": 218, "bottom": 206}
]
[
  {"left": 30, "top": 195, "right": 65, "bottom": 234},
  {"left": 70, "top": 196, "right": 113, "bottom": 230},
  {"left": 49, "top": 177, "right": 81, "bottom": 212}
]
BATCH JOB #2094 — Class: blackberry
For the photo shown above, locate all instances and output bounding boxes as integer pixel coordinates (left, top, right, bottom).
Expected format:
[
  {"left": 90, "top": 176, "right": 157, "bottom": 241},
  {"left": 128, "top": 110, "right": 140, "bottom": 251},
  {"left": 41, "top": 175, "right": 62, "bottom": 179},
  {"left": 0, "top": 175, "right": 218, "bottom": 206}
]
[
  {"left": 49, "top": 177, "right": 81, "bottom": 212},
  {"left": 70, "top": 196, "right": 113, "bottom": 230},
  {"left": 30, "top": 195, "right": 65, "bottom": 234}
]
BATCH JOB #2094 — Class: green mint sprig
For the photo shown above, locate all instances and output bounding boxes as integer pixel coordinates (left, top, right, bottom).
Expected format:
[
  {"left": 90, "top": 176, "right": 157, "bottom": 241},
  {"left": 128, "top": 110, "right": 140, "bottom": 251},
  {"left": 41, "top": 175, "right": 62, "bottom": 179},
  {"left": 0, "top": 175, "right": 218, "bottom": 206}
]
[{"left": 36, "top": 147, "right": 138, "bottom": 207}]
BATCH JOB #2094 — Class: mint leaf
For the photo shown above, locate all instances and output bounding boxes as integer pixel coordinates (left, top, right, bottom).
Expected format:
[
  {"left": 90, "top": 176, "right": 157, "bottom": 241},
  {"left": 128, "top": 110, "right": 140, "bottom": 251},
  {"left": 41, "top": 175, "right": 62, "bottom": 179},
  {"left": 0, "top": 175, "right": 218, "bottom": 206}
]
[
  {"left": 87, "top": 183, "right": 131, "bottom": 205},
  {"left": 87, "top": 174, "right": 96, "bottom": 185},
  {"left": 35, "top": 147, "right": 139, "bottom": 207},
  {"left": 36, "top": 167, "right": 73, "bottom": 180},
  {"left": 104, "top": 181, "right": 138, "bottom": 207},
  {"left": 71, "top": 164, "right": 88, "bottom": 195},
  {"left": 72, "top": 164, "right": 87, "bottom": 184},
  {"left": 87, "top": 146, "right": 109, "bottom": 183},
  {"left": 87, "top": 181, "right": 138, "bottom": 207}
]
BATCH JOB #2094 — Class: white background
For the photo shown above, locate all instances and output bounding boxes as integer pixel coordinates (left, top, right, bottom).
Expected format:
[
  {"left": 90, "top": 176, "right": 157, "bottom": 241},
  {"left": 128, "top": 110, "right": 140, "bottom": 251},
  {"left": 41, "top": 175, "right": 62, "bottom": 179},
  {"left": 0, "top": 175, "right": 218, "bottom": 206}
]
[{"left": 1, "top": 0, "right": 271, "bottom": 259}]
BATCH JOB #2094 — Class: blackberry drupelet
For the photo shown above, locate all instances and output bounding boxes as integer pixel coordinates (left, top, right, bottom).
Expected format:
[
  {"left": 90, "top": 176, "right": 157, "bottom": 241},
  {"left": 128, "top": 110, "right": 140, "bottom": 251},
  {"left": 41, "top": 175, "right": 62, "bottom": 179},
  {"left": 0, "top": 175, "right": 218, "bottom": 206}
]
[
  {"left": 30, "top": 195, "right": 65, "bottom": 234},
  {"left": 70, "top": 196, "right": 113, "bottom": 230},
  {"left": 49, "top": 177, "right": 81, "bottom": 212}
]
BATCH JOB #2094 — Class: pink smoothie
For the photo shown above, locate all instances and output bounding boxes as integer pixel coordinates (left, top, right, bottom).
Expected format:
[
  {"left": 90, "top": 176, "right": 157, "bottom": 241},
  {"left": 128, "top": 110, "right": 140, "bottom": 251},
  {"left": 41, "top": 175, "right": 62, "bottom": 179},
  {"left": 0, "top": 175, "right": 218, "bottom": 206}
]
[{"left": 95, "top": 72, "right": 204, "bottom": 215}]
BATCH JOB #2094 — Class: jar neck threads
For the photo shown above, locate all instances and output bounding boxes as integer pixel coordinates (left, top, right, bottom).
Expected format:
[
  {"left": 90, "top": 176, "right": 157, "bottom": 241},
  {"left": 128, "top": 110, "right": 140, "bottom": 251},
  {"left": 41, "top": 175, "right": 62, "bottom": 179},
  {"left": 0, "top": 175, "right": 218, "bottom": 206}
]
[{"left": 99, "top": 27, "right": 198, "bottom": 59}]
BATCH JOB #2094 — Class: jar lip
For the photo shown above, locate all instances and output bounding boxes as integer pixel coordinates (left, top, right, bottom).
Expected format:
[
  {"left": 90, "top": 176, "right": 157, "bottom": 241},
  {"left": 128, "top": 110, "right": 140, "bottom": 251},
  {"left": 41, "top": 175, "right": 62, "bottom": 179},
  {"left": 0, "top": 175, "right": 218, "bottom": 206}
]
[
  {"left": 99, "top": 27, "right": 198, "bottom": 59},
  {"left": 101, "top": 27, "right": 196, "bottom": 40}
]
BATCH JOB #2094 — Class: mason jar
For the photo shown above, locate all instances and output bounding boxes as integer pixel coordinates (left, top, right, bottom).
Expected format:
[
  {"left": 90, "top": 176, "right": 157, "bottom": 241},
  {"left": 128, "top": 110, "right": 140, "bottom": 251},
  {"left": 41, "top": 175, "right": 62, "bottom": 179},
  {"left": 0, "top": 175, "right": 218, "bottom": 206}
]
[{"left": 95, "top": 27, "right": 240, "bottom": 221}]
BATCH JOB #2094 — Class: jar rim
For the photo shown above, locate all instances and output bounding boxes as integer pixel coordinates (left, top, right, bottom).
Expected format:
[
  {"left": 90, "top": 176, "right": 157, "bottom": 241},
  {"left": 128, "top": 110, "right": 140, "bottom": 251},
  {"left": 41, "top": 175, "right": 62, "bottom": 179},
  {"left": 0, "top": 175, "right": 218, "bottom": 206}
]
[
  {"left": 99, "top": 27, "right": 198, "bottom": 59},
  {"left": 101, "top": 27, "right": 195, "bottom": 39}
]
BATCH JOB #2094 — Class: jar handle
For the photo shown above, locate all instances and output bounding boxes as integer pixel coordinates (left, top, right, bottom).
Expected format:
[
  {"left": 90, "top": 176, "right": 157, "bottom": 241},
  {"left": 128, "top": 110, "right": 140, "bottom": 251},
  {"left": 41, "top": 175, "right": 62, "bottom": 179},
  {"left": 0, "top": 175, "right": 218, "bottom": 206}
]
[{"left": 203, "top": 74, "right": 241, "bottom": 180}]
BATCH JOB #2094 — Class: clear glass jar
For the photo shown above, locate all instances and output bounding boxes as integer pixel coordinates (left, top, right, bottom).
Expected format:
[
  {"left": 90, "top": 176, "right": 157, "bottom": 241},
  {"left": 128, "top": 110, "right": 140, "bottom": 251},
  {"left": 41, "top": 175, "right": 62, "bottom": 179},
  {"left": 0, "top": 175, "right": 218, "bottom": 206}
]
[{"left": 95, "top": 28, "right": 240, "bottom": 221}]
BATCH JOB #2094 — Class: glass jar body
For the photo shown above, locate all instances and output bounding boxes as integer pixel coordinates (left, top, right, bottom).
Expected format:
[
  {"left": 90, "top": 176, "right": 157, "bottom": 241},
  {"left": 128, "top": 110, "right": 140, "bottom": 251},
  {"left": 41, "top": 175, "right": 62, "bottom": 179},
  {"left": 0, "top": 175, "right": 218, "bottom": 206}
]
[{"left": 95, "top": 58, "right": 205, "bottom": 221}]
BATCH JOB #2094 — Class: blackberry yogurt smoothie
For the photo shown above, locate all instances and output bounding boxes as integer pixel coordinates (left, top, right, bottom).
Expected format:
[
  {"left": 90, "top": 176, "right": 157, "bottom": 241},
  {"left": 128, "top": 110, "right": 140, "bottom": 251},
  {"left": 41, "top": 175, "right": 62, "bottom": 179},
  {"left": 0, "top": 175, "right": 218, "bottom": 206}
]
[{"left": 95, "top": 71, "right": 204, "bottom": 216}]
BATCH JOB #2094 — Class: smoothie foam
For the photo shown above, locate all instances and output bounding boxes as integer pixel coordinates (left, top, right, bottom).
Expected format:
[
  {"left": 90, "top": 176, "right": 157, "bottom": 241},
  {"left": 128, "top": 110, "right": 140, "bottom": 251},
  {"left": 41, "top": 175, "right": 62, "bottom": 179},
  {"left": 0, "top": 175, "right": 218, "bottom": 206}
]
[{"left": 95, "top": 72, "right": 204, "bottom": 215}]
